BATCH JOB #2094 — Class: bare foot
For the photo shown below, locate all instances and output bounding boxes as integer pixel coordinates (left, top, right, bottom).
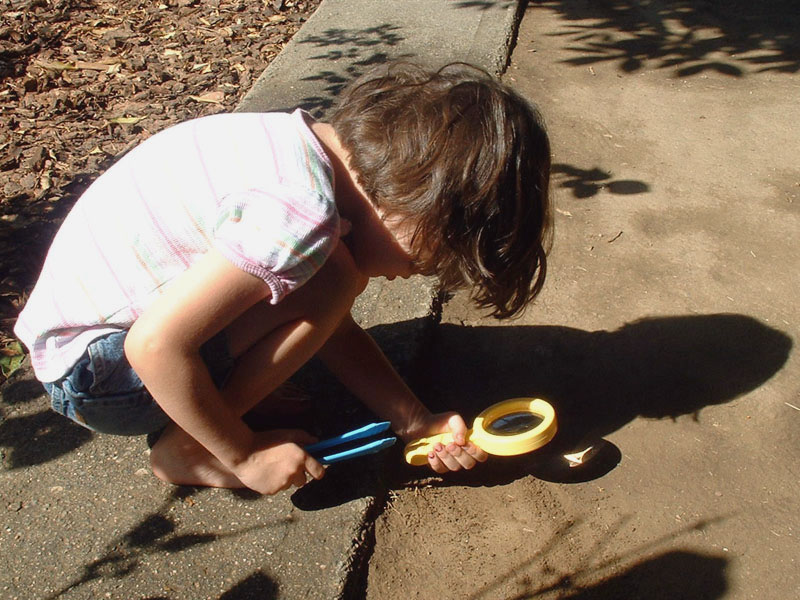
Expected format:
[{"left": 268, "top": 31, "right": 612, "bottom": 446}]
[{"left": 150, "top": 425, "right": 245, "bottom": 489}]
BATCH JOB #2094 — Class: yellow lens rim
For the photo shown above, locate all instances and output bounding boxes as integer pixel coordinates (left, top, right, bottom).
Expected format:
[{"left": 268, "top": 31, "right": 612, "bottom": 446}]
[{"left": 470, "top": 398, "right": 557, "bottom": 456}]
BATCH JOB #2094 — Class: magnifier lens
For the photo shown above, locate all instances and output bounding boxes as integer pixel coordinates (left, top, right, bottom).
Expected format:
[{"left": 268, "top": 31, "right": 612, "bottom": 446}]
[{"left": 486, "top": 411, "right": 543, "bottom": 436}]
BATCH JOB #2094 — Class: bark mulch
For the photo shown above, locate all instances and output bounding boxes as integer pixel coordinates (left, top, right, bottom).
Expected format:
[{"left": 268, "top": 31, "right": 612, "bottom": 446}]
[{"left": 0, "top": 0, "right": 321, "bottom": 382}]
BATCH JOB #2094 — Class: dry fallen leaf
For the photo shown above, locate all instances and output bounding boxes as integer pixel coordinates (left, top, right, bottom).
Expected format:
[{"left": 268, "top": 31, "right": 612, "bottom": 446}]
[
  {"left": 75, "top": 59, "right": 122, "bottom": 71},
  {"left": 109, "top": 116, "right": 146, "bottom": 125},
  {"left": 36, "top": 58, "right": 122, "bottom": 72},
  {"left": 35, "top": 59, "right": 76, "bottom": 72},
  {"left": 189, "top": 91, "right": 224, "bottom": 104},
  {"left": 564, "top": 446, "right": 598, "bottom": 467}
]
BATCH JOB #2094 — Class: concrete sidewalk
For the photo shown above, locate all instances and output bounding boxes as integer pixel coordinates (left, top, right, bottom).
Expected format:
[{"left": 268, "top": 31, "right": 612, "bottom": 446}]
[{"left": 0, "top": 1, "right": 526, "bottom": 599}]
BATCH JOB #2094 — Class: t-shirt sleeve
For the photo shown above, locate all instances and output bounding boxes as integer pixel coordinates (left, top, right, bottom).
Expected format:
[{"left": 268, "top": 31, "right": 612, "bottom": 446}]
[{"left": 213, "top": 186, "right": 340, "bottom": 304}]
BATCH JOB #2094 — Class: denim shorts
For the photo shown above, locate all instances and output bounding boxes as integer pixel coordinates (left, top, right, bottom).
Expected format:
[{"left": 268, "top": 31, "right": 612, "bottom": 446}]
[{"left": 43, "top": 330, "right": 234, "bottom": 436}]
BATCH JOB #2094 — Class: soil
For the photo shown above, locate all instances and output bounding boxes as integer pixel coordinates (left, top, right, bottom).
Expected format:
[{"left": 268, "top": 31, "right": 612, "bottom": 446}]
[{"left": 0, "top": 0, "right": 320, "bottom": 381}]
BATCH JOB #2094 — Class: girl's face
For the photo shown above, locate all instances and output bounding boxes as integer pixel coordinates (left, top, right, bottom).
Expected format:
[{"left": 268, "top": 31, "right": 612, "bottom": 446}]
[
  {"left": 343, "top": 205, "right": 420, "bottom": 281},
  {"left": 377, "top": 211, "right": 420, "bottom": 280}
]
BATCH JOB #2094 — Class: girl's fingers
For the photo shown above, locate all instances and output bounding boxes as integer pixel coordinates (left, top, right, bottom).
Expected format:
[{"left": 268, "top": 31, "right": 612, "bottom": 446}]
[
  {"left": 430, "top": 442, "right": 488, "bottom": 472},
  {"left": 463, "top": 442, "right": 489, "bottom": 463},
  {"left": 434, "top": 443, "right": 461, "bottom": 471},
  {"left": 446, "top": 413, "right": 468, "bottom": 444},
  {"left": 431, "top": 442, "right": 475, "bottom": 471},
  {"left": 304, "top": 455, "right": 326, "bottom": 480},
  {"left": 445, "top": 442, "right": 478, "bottom": 470},
  {"left": 428, "top": 451, "right": 448, "bottom": 474}
]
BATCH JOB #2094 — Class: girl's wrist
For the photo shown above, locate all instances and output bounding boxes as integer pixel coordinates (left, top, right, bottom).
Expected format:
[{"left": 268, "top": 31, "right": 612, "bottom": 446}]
[{"left": 394, "top": 408, "right": 435, "bottom": 443}]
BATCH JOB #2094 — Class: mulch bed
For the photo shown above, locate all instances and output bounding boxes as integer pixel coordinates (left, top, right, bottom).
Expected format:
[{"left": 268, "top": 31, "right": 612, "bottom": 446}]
[{"left": 0, "top": 0, "right": 321, "bottom": 381}]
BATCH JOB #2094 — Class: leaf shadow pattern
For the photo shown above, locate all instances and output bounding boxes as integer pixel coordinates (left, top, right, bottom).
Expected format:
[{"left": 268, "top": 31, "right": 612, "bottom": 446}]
[
  {"left": 219, "top": 571, "right": 279, "bottom": 600},
  {"left": 0, "top": 406, "right": 93, "bottom": 469},
  {"left": 554, "top": 551, "right": 728, "bottom": 600},
  {"left": 536, "top": 0, "right": 800, "bottom": 77},
  {"left": 45, "top": 487, "right": 282, "bottom": 600},
  {"left": 467, "top": 513, "right": 729, "bottom": 599},
  {"left": 553, "top": 163, "right": 650, "bottom": 199},
  {"left": 387, "top": 313, "right": 790, "bottom": 487},
  {"left": 296, "top": 24, "right": 413, "bottom": 117},
  {"left": 0, "top": 375, "right": 46, "bottom": 406},
  {"left": 453, "top": 1, "right": 517, "bottom": 10}
]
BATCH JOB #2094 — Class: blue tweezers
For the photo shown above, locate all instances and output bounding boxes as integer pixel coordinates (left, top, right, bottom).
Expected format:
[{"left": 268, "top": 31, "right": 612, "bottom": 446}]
[{"left": 304, "top": 421, "right": 396, "bottom": 465}]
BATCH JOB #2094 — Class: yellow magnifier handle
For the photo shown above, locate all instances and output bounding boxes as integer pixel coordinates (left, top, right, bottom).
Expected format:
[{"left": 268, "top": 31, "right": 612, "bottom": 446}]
[{"left": 404, "top": 398, "right": 558, "bottom": 466}]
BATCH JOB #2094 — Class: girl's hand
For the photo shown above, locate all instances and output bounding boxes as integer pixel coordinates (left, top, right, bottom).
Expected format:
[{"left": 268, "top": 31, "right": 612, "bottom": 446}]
[
  {"left": 233, "top": 429, "right": 326, "bottom": 495},
  {"left": 406, "top": 412, "right": 489, "bottom": 474}
]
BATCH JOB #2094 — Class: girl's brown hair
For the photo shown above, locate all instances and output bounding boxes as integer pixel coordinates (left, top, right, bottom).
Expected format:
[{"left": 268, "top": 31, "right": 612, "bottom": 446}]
[{"left": 330, "top": 62, "right": 552, "bottom": 318}]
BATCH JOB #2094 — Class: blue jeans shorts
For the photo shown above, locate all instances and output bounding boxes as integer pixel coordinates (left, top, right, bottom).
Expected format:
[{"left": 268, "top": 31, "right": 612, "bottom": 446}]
[{"left": 43, "top": 330, "right": 234, "bottom": 436}]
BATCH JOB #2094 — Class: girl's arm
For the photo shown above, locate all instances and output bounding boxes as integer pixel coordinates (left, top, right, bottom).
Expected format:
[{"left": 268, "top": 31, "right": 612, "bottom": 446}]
[
  {"left": 125, "top": 249, "right": 266, "bottom": 465},
  {"left": 125, "top": 248, "right": 331, "bottom": 493},
  {"left": 316, "top": 314, "right": 488, "bottom": 472}
]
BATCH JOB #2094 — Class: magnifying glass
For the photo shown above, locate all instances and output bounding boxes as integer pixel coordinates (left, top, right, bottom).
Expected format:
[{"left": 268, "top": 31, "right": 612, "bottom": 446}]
[{"left": 404, "top": 398, "right": 558, "bottom": 466}]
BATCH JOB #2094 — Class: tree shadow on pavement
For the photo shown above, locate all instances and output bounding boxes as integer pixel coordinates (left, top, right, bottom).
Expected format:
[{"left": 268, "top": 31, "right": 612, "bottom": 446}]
[
  {"left": 218, "top": 571, "right": 279, "bottom": 600},
  {"left": 0, "top": 366, "right": 94, "bottom": 469},
  {"left": 295, "top": 24, "right": 412, "bottom": 117},
  {"left": 553, "top": 163, "right": 650, "bottom": 199},
  {"left": 463, "top": 511, "right": 730, "bottom": 599},
  {"left": 558, "top": 552, "right": 727, "bottom": 599},
  {"left": 46, "top": 486, "right": 283, "bottom": 600},
  {"left": 453, "top": 1, "right": 517, "bottom": 11},
  {"left": 490, "top": 549, "right": 728, "bottom": 600},
  {"left": 390, "top": 312, "right": 791, "bottom": 487},
  {"left": 536, "top": 0, "right": 800, "bottom": 77}
]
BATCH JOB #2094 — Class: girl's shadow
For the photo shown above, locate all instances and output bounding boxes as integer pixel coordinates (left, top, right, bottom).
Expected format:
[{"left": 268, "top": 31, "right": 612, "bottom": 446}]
[{"left": 395, "top": 312, "right": 791, "bottom": 487}]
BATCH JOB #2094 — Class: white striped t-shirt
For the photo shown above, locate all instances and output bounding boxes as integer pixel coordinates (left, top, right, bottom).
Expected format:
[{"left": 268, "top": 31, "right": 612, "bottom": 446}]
[{"left": 15, "top": 109, "right": 340, "bottom": 382}]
